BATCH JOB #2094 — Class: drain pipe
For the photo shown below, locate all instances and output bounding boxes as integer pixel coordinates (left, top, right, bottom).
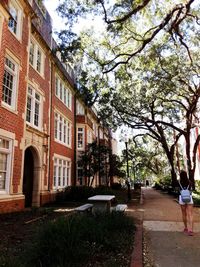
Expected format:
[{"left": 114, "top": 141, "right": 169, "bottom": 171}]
[{"left": 47, "top": 61, "right": 54, "bottom": 192}]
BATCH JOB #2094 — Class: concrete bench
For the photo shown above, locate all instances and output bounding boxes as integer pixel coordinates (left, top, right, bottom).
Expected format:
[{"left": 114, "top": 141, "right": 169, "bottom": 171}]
[
  {"left": 75, "top": 203, "right": 93, "bottom": 213},
  {"left": 115, "top": 204, "right": 128, "bottom": 212}
]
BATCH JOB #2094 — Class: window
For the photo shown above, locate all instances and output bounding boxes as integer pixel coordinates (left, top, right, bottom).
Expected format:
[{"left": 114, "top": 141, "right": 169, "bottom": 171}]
[
  {"left": 0, "top": 137, "right": 12, "bottom": 193},
  {"left": 29, "top": 41, "right": 34, "bottom": 65},
  {"left": 54, "top": 112, "right": 71, "bottom": 147},
  {"left": 53, "top": 157, "right": 71, "bottom": 189},
  {"left": 77, "top": 163, "right": 84, "bottom": 185},
  {"left": 55, "top": 75, "right": 72, "bottom": 110},
  {"left": 87, "top": 130, "right": 93, "bottom": 144},
  {"left": 26, "top": 86, "right": 42, "bottom": 129},
  {"left": 77, "top": 127, "right": 84, "bottom": 149},
  {"left": 76, "top": 101, "right": 85, "bottom": 115},
  {"left": 2, "top": 57, "right": 18, "bottom": 110},
  {"left": 8, "top": 1, "right": 22, "bottom": 39},
  {"left": 29, "top": 39, "right": 44, "bottom": 75},
  {"left": 35, "top": 0, "right": 46, "bottom": 17}
]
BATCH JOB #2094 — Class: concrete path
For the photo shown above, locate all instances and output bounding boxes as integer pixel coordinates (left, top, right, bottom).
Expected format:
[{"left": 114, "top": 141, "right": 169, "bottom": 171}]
[{"left": 141, "top": 188, "right": 200, "bottom": 267}]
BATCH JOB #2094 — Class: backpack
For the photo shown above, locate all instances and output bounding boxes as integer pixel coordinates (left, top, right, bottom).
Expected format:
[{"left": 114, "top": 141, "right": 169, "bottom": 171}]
[{"left": 179, "top": 181, "right": 191, "bottom": 203}]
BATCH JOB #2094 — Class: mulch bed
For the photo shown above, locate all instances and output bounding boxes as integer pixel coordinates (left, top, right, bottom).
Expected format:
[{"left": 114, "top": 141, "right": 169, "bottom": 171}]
[{"left": 0, "top": 188, "right": 140, "bottom": 266}]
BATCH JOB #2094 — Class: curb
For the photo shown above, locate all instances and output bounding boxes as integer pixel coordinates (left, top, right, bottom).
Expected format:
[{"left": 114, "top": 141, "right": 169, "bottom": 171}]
[{"left": 130, "top": 223, "right": 143, "bottom": 267}]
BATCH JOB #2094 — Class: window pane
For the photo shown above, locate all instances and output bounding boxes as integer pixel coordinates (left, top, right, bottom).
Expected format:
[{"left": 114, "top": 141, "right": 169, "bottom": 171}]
[
  {"left": 36, "top": 49, "right": 41, "bottom": 72},
  {"left": 0, "top": 139, "right": 9, "bottom": 149},
  {"left": 58, "top": 166, "right": 61, "bottom": 186},
  {"left": 63, "top": 167, "right": 66, "bottom": 186},
  {"left": 26, "top": 96, "right": 32, "bottom": 123},
  {"left": 54, "top": 114, "right": 58, "bottom": 139},
  {"left": 3, "top": 70, "right": 13, "bottom": 106},
  {"left": 0, "top": 153, "right": 7, "bottom": 170},
  {"left": 0, "top": 172, "right": 6, "bottom": 190},
  {"left": 6, "top": 58, "right": 15, "bottom": 71},
  {"left": 8, "top": 6, "right": 17, "bottom": 34},
  {"left": 53, "top": 166, "right": 57, "bottom": 187},
  {"left": 55, "top": 77, "right": 59, "bottom": 96},
  {"left": 0, "top": 153, "right": 7, "bottom": 190},
  {"left": 34, "top": 102, "right": 39, "bottom": 126},
  {"left": 29, "top": 42, "right": 34, "bottom": 65}
]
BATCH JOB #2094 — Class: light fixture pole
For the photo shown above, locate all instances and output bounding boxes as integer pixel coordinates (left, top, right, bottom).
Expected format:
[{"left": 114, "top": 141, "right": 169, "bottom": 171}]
[{"left": 124, "top": 135, "right": 131, "bottom": 201}]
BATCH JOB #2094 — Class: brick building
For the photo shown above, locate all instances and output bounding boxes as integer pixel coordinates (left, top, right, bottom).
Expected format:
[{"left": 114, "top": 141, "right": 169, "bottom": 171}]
[{"left": 0, "top": 0, "right": 114, "bottom": 213}]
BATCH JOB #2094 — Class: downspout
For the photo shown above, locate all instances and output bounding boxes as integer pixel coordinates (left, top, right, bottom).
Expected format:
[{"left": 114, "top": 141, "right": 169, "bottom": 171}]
[
  {"left": 98, "top": 123, "right": 101, "bottom": 185},
  {"left": 47, "top": 60, "right": 53, "bottom": 192},
  {"left": 73, "top": 92, "right": 77, "bottom": 186}
]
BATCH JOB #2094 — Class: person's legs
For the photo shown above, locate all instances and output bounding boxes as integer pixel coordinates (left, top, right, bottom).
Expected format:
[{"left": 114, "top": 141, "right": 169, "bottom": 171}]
[
  {"left": 180, "top": 205, "right": 187, "bottom": 230},
  {"left": 186, "top": 204, "right": 194, "bottom": 234}
]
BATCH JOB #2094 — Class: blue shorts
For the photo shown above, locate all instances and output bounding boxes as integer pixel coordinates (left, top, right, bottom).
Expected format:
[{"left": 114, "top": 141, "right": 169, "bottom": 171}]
[{"left": 179, "top": 195, "right": 193, "bottom": 205}]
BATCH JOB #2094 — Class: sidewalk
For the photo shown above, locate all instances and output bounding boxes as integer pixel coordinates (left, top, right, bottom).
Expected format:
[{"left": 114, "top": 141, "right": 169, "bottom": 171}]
[{"left": 128, "top": 187, "right": 200, "bottom": 267}]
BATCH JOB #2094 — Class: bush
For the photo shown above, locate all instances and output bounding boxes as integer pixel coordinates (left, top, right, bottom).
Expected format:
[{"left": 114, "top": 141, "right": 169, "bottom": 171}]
[
  {"left": 21, "top": 213, "right": 135, "bottom": 267},
  {"left": 63, "top": 186, "right": 95, "bottom": 201},
  {"left": 57, "top": 185, "right": 125, "bottom": 203},
  {"left": 111, "top": 182, "right": 122, "bottom": 190}
]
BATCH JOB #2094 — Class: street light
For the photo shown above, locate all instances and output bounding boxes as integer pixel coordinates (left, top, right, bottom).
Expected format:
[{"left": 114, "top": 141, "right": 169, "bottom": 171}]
[{"left": 124, "top": 135, "right": 131, "bottom": 201}]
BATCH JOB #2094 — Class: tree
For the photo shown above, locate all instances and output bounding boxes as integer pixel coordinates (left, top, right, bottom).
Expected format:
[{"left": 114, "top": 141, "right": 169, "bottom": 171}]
[
  {"left": 98, "top": 46, "right": 200, "bottom": 187},
  {"left": 78, "top": 140, "right": 116, "bottom": 186},
  {"left": 109, "top": 154, "right": 126, "bottom": 180},
  {"left": 127, "top": 135, "right": 170, "bottom": 183},
  {"left": 57, "top": 0, "right": 199, "bottom": 73},
  {"left": 56, "top": 0, "right": 200, "bottom": 187}
]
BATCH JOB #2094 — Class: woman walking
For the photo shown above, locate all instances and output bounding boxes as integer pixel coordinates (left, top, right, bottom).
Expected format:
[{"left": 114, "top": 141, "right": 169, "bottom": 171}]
[{"left": 178, "top": 170, "right": 194, "bottom": 236}]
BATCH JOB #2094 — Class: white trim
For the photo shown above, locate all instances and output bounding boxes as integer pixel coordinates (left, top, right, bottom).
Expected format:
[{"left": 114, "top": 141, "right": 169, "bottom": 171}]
[
  {"left": 26, "top": 84, "right": 43, "bottom": 130},
  {"left": 0, "top": 134, "right": 14, "bottom": 194},
  {"left": 53, "top": 154, "right": 71, "bottom": 190},
  {"left": 55, "top": 73, "right": 72, "bottom": 110},
  {"left": 54, "top": 111, "right": 72, "bottom": 148},
  {"left": 77, "top": 125, "right": 85, "bottom": 150},
  {"left": 2, "top": 55, "right": 19, "bottom": 112},
  {"left": 8, "top": 0, "right": 23, "bottom": 41},
  {"left": 29, "top": 36, "right": 45, "bottom": 77}
]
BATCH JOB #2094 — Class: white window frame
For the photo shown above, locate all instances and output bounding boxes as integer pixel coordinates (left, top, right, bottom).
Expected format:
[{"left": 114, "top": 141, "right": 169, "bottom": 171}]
[
  {"left": 54, "top": 111, "right": 72, "bottom": 147},
  {"left": 77, "top": 162, "right": 84, "bottom": 186},
  {"left": 77, "top": 126, "right": 85, "bottom": 150},
  {"left": 87, "top": 130, "right": 93, "bottom": 144},
  {"left": 53, "top": 156, "right": 71, "bottom": 189},
  {"left": 2, "top": 56, "right": 19, "bottom": 111},
  {"left": 0, "top": 136, "right": 12, "bottom": 194},
  {"left": 29, "top": 38, "right": 44, "bottom": 76},
  {"left": 26, "top": 85, "right": 43, "bottom": 130},
  {"left": 55, "top": 74, "right": 72, "bottom": 110},
  {"left": 76, "top": 101, "right": 85, "bottom": 115},
  {"left": 8, "top": 0, "right": 22, "bottom": 40}
]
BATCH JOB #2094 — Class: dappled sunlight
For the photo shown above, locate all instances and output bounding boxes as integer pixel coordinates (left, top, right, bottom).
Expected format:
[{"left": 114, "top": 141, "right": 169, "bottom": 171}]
[
  {"left": 127, "top": 208, "right": 145, "bottom": 212},
  {"left": 53, "top": 208, "right": 74, "bottom": 213}
]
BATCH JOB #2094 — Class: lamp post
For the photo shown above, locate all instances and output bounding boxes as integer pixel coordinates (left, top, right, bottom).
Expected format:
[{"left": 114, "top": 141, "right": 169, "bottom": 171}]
[{"left": 124, "top": 135, "right": 131, "bottom": 201}]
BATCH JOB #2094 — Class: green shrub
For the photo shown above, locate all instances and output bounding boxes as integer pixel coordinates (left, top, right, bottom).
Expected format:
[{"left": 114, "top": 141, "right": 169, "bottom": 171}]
[
  {"left": 63, "top": 186, "right": 95, "bottom": 201},
  {"left": 22, "top": 213, "right": 135, "bottom": 267},
  {"left": 111, "top": 182, "right": 122, "bottom": 190}
]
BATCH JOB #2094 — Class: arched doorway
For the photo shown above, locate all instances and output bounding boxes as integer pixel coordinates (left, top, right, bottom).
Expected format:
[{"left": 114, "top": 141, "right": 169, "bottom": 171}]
[{"left": 23, "top": 146, "right": 40, "bottom": 208}]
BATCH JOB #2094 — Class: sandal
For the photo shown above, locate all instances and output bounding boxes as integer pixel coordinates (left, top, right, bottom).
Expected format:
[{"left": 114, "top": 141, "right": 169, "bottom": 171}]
[
  {"left": 183, "top": 228, "right": 188, "bottom": 233},
  {"left": 188, "top": 230, "right": 194, "bottom": 236}
]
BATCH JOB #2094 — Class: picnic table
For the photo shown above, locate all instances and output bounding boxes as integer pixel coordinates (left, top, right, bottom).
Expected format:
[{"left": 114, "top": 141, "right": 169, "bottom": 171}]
[{"left": 88, "top": 195, "right": 115, "bottom": 213}]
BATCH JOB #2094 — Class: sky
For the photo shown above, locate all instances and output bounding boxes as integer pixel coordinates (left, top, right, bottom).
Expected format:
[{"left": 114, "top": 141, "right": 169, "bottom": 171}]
[{"left": 43, "top": 0, "right": 105, "bottom": 39}]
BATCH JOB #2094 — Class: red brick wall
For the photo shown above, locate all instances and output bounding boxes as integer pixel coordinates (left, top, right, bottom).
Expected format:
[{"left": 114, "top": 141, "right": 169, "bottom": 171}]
[
  {"left": 49, "top": 65, "right": 75, "bottom": 189},
  {"left": 0, "top": 9, "right": 29, "bottom": 194},
  {"left": 0, "top": 199, "right": 24, "bottom": 214},
  {"left": 40, "top": 192, "right": 56, "bottom": 206}
]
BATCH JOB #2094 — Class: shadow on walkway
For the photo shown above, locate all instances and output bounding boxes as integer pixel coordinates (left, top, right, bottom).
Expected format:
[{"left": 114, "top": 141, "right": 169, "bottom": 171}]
[{"left": 128, "top": 187, "right": 200, "bottom": 267}]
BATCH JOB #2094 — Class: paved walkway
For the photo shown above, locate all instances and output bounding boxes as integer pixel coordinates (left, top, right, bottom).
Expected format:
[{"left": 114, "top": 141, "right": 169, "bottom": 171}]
[{"left": 128, "top": 187, "right": 200, "bottom": 267}]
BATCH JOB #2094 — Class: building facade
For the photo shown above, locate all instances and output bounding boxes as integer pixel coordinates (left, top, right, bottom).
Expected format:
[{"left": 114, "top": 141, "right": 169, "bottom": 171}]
[{"left": 0, "top": 0, "right": 114, "bottom": 213}]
